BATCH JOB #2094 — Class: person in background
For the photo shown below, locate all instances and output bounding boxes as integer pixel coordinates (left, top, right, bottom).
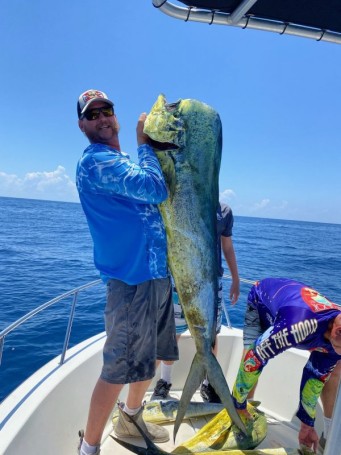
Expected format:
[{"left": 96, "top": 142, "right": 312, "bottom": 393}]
[
  {"left": 76, "top": 89, "right": 178, "bottom": 455},
  {"left": 232, "top": 277, "right": 341, "bottom": 454},
  {"left": 152, "top": 202, "right": 240, "bottom": 402}
]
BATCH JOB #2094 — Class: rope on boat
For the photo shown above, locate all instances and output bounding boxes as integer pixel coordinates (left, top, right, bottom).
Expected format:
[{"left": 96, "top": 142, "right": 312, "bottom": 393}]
[{"left": 223, "top": 274, "right": 256, "bottom": 285}]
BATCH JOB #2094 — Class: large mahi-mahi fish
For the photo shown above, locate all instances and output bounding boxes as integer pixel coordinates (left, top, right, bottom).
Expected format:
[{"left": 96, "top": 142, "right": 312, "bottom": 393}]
[
  {"left": 112, "top": 400, "right": 224, "bottom": 425},
  {"left": 143, "top": 94, "right": 245, "bottom": 438},
  {"left": 112, "top": 435, "right": 313, "bottom": 455},
  {"left": 111, "top": 402, "right": 312, "bottom": 454}
]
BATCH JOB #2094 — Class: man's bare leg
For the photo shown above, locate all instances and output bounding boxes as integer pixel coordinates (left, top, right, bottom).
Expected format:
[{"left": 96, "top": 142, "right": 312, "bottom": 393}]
[
  {"left": 84, "top": 377, "right": 153, "bottom": 446},
  {"left": 126, "top": 378, "right": 153, "bottom": 409},
  {"left": 84, "top": 378, "right": 123, "bottom": 446}
]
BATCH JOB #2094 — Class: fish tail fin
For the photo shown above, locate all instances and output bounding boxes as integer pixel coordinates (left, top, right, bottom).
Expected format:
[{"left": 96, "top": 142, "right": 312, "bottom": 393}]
[
  {"left": 173, "top": 352, "right": 205, "bottom": 441},
  {"left": 207, "top": 353, "right": 247, "bottom": 434}
]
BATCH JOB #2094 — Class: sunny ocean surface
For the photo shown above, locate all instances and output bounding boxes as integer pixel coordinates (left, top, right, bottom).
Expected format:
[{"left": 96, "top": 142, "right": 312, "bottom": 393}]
[{"left": 0, "top": 196, "right": 340, "bottom": 402}]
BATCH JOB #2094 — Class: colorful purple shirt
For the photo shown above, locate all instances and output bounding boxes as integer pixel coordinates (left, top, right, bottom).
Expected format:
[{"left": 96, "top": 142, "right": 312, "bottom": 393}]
[{"left": 233, "top": 277, "right": 341, "bottom": 426}]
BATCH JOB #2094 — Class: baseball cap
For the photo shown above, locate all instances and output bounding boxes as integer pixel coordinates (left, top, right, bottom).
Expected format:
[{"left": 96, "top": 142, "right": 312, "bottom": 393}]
[{"left": 77, "top": 89, "right": 114, "bottom": 118}]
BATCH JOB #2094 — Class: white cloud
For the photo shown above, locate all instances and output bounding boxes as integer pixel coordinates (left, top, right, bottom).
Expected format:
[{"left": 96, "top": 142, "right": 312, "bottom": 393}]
[
  {"left": 251, "top": 198, "right": 270, "bottom": 212},
  {"left": 0, "top": 166, "right": 79, "bottom": 202},
  {"left": 219, "top": 188, "right": 236, "bottom": 203}
]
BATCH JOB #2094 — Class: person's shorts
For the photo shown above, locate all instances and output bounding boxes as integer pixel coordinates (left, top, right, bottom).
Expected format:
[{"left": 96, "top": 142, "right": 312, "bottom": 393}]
[
  {"left": 243, "top": 303, "right": 262, "bottom": 348},
  {"left": 101, "top": 277, "right": 179, "bottom": 384},
  {"left": 174, "top": 277, "right": 223, "bottom": 335}
]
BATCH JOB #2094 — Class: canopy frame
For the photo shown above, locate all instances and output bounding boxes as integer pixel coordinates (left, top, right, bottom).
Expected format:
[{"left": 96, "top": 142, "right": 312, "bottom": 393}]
[{"left": 152, "top": 0, "right": 341, "bottom": 45}]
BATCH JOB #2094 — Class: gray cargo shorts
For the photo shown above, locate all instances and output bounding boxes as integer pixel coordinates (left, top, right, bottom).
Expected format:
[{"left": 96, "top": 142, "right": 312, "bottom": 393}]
[
  {"left": 101, "top": 276, "right": 179, "bottom": 384},
  {"left": 243, "top": 303, "right": 262, "bottom": 348}
]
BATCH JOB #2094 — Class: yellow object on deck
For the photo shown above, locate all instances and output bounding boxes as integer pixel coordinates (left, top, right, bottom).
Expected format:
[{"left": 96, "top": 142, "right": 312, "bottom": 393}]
[
  {"left": 112, "top": 400, "right": 224, "bottom": 425},
  {"left": 173, "top": 403, "right": 267, "bottom": 452},
  {"left": 171, "top": 450, "right": 309, "bottom": 455}
]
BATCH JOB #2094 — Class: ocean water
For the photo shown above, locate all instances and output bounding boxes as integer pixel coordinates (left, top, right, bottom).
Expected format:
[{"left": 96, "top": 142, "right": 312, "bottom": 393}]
[{"left": 0, "top": 196, "right": 340, "bottom": 402}]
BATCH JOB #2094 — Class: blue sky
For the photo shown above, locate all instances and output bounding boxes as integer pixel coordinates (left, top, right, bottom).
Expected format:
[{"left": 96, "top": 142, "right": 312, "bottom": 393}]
[{"left": 1, "top": 1, "right": 340, "bottom": 223}]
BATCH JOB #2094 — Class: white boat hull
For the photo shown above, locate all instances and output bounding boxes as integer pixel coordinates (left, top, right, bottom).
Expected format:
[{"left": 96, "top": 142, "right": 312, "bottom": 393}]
[{"left": 0, "top": 327, "right": 324, "bottom": 454}]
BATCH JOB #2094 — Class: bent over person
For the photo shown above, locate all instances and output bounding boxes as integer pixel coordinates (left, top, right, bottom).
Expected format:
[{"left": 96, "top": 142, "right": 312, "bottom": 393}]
[
  {"left": 232, "top": 277, "right": 341, "bottom": 454},
  {"left": 76, "top": 89, "right": 178, "bottom": 455}
]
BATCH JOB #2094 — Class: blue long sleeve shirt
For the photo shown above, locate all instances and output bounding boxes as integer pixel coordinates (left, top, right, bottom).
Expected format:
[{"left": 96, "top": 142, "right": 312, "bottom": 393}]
[{"left": 76, "top": 143, "right": 168, "bottom": 285}]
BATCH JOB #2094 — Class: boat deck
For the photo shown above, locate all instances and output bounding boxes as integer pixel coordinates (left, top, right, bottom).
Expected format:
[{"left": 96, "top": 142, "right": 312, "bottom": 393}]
[
  {"left": 101, "top": 390, "right": 300, "bottom": 454},
  {"left": 1, "top": 328, "right": 320, "bottom": 455}
]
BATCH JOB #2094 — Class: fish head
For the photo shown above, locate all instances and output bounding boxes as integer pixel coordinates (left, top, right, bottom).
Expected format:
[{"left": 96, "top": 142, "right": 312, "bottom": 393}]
[
  {"left": 144, "top": 93, "right": 222, "bottom": 202},
  {"left": 144, "top": 94, "right": 187, "bottom": 199},
  {"left": 144, "top": 94, "right": 185, "bottom": 151},
  {"left": 144, "top": 93, "right": 222, "bottom": 166}
]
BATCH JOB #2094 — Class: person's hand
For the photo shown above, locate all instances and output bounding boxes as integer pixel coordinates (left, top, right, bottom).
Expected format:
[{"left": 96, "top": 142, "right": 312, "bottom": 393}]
[
  {"left": 298, "top": 422, "right": 318, "bottom": 453},
  {"left": 136, "top": 113, "right": 150, "bottom": 146},
  {"left": 230, "top": 280, "right": 240, "bottom": 305}
]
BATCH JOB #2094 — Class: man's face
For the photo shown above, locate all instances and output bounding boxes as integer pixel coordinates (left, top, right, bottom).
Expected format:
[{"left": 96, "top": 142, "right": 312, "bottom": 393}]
[
  {"left": 78, "top": 101, "right": 120, "bottom": 145},
  {"left": 331, "top": 314, "right": 341, "bottom": 355},
  {"left": 331, "top": 337, "right": 341, "bottom": 355}
]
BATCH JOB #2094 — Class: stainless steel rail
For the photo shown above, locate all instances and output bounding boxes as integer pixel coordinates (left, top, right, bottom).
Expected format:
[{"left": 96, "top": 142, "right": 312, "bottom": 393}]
[
  {"left": 0, "top": 276, "right": 254, "bottom": 365},
  {"left": 225, "top": 274, "right": 255, "bottom": 286},
  {"left": 222, "top": 274, "right": 255, "bottom": 328},
  {"left": 152, "top": 0, "right": 341, "bottom": 45},
  {"left": 0, "top": 279, "right": 102, "bottom": 366}
]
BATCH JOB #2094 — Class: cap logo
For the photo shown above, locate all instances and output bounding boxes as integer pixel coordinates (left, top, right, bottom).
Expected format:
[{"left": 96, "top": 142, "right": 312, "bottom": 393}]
[{"left": 82, "top": 90, "right": 105, "bottom": 103}]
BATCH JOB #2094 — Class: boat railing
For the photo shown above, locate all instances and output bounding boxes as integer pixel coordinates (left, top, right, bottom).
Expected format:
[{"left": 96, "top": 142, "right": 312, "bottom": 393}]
[
  {"left": 0, "top": 275, "right": 254, "bottom": 367},
  {"left": 0, "top": 279, "right": 102, "bottom": 367},
  {"left": 222, "top": 274, "right": 255, "bottom": 328},
  {"left": 1, "top": 275, "right": 340, "bottom": 455}
]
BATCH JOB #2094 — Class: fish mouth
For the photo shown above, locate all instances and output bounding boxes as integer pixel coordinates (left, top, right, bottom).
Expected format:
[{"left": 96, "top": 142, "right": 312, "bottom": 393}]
[
  {"left": 149, "top": 139, "right": 179, "bottom": 151},
  {"left": 165, "top": 100, "right": 181, "bottom": 111}
]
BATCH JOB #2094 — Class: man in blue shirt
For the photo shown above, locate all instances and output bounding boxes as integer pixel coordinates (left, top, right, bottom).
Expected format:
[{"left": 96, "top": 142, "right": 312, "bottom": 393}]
[
  {"left": 76, "top": 89, "right": 178, "bottom": 455},
  {"left": 233, "top": 278, "right": 341, "bottom": 453}
]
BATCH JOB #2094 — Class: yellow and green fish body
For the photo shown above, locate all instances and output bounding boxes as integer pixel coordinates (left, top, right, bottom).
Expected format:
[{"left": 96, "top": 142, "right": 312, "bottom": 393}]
[
  {"left": 112, "top": 401, "right": 311, "bottom": 454},
  {"left": 144, "top": 94, "right": 244, "bottom": 437},
  {"left": 112, "top": 400, "right": 224, "bottom": 425},
  {"left": 174, "top": 403, "right": 267, "bottom": 452}
]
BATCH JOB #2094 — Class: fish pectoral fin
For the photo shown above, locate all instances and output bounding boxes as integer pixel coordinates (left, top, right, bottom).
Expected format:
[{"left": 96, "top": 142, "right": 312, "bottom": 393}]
[
  {"left": 247, "top": 399, "right": 262, "bottom": 409},
  {"left": 173, "top": 352, "right": 205, "bottom": 442}
]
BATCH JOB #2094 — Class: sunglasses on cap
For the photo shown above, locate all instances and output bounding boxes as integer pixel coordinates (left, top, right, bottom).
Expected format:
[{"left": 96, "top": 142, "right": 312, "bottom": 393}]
[{"left": 81, "top": 106, "right": 114, "bottom": 121}]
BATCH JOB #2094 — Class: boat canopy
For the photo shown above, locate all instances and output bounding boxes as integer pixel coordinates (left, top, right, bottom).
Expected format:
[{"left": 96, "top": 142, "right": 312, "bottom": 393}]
[
  {"left": 152, "top": 5, "right": 341, "bottom": 455},
  {"left": 152, "top": 0, "right": 341, "bottom": 44}
]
